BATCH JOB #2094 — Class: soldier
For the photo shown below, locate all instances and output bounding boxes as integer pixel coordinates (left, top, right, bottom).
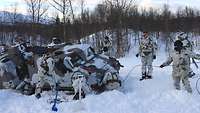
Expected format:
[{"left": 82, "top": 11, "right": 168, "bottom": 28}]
[
  {"left": 32, "top": 53, "right": 59, "bottom": 99},
  {"left": 13, "top": 35, "right": 33, "bottom": 80},
  {"left": 100, "top": 36, "right": 112, "bottom": 55},
  {"left": 175, "top": 32, "right": 196, "bottom": 77},
  {"left": 136, "top": 32, "right": 157, "bottom": 80},
  {"left": 47, "top": 37, "right": 63, "bottom": 49},
  {"left": 160, "top": 40, "right": 200, "bottom": 93},
  {"left": 14, "top": 35, "right": 32, "bottom": 60}
]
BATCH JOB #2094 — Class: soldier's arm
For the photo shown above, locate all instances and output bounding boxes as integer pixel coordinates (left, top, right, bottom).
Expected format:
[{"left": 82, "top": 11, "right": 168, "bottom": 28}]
[
  {"left": 161, "top": 56, "right": 173, "bottom": 66},
  {"left": 153, "top": 42, "right": 157, "bottom": 56},
  {"left": 137, "top": 44, "right": 142, "bottom": 56}
]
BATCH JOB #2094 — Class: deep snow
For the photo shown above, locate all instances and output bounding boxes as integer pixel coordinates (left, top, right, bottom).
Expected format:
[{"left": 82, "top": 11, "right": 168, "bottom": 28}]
[{"left": 1, "top": 47, "right": 200, "bottom": 113}]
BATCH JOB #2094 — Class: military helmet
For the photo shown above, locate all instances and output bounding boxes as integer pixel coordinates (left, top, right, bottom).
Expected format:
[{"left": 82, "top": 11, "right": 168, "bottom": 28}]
[
  {"left": 174, "top": 40, "right": 183, "bottom": 47},
  {"left": 174, "top": 40, "right": 183, "bottom": 52}
]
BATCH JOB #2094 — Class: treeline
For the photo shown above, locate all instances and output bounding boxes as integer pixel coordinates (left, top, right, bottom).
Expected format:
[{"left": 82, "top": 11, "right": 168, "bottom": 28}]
[{"left": 0, "top": 0, "right": 200, "bottom": 42}]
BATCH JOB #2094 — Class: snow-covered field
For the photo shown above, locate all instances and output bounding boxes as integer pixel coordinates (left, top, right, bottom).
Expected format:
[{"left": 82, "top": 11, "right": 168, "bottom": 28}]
[{"left": 1, "top": 47, "right": 200, "bottom": 113}]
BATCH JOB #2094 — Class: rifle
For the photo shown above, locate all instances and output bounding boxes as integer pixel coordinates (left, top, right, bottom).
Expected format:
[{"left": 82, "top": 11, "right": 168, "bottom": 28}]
[
  {"left": 192, "top": 58, "right": 198, "bottom": 68},
  {"left": 52, "top": 83, "right": 59, "bottom": 112},
  {"left": 185, "top": 37, "right": 199, "bottom": 69}
]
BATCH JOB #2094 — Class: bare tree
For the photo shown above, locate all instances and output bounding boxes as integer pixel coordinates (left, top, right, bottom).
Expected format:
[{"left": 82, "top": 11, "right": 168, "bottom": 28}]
[
  {"left": 36, "top": 0, "right": 49, "bottom": 23},
  {"left": 49, "top": 0, "right": 75, "bottom": 41},
  {"left": 25, "top": 0, "right": 37, "bottom": 23},
  {"left": 104, "top": 0, "right": 135, "bottom": 57},
  {"left": 25, "top": 0, "right": 48, "bottom": 23},
  {"left": 7, "top": 3, "right": 20, "bottom": 24}
]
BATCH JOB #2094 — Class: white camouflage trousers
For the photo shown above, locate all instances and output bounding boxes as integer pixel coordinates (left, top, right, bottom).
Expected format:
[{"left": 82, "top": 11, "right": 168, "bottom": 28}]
[
  {"left": 141, "top": 54, "right": 153, "bottom": 76},
  {"left": 172, "top": 67, "right": 192, "bottom": 93}
]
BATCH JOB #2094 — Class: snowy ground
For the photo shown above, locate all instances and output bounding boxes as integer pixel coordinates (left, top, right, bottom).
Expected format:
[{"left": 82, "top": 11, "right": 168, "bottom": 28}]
[{"left": 1, "top": 48, "right": 200, "bottom": 113}]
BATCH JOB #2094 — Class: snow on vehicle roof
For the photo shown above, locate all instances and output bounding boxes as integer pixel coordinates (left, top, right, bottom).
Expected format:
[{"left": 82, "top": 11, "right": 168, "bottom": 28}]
[{"left": 63, "top": 44, "right": 91, "bottom": 54}]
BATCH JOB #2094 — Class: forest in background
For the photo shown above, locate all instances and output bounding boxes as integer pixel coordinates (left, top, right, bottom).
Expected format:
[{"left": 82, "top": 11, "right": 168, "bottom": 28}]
[{"left": 0, "top": 0, "right": 200, "bottom": 57}]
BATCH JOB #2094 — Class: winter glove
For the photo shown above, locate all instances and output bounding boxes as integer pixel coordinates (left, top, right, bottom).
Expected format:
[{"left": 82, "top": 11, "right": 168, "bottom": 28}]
[
  {"left": 136, "top": 54, "right": 139, "bottom": 57},
  {"left": 103, "top": 47, "right": 108, "bottom": 52},
  {"left": 153, "top": 55, "right": 156, "bottom": 59},
  {"left": 160, "top": 65, "right": 164, "bottom": 68}
]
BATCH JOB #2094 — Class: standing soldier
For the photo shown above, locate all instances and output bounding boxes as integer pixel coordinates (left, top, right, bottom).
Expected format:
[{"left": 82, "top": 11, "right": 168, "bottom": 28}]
[
  {"left": 175, "top": 32, "right": 196, "bottom": 77},
  {"left": 136, "top": 32, "right": 157, "bottom": 81},
  {"left": 160, "top": 40, "right": 200, "bottom": 93},
  {"left": 100, "top": 36, "right": 112, "bottom": 55}
]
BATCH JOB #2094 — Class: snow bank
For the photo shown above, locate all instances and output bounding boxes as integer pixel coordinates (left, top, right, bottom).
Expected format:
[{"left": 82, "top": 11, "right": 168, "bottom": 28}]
[{"left": 1, "top": 46, "right": 200, "bottom": 113}]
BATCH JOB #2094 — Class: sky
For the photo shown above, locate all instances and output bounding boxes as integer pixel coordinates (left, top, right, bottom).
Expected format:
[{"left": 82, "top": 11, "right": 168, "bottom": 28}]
[
  {"left": 0, "top": 0, "right": 200, "bottom": 15},
  {"left": 138, "top": 0, "right": 200, "bottom": 10}
]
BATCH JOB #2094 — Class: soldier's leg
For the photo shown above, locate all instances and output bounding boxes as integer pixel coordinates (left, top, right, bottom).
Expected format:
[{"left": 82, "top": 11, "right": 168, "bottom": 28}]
[
  {"left": 172, "top": 75, "right": 181, "bottom": 90},
  {"left": 182, "top": 73, "right": 192, "bottom": 93},
  {"left": 46, "top": 76, "right": 57, "bottom": 92},
  {"left": 141, "top": 57, "right": 147, "bottom": 80},
  {"left": 147, "top": 54, "right": 153, "bottom": 77},
  {"left": 35, "top": 77, "right": 45, "bottom": 98}
]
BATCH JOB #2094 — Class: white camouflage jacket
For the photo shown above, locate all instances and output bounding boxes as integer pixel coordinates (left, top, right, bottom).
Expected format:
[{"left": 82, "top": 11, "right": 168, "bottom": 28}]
[
  {"left": 161, "top": 50, "right": 200, "bottom": 72},
  {"left": 138, "top": 37, "right": 157, "bottom": 57}
]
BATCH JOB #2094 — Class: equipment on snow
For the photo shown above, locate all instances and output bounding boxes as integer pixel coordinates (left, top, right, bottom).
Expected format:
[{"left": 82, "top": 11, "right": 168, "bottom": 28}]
[{"left": 52, "top": 83, "right": 59, "bottom": 112}]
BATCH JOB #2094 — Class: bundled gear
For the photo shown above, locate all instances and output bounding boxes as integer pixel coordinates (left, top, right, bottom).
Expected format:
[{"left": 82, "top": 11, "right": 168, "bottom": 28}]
[
  {"left": 0, "top": 53, "right": 19, "bottom": 89},
  {"left": 71, "top": 67, "right": 91, "bottom": 100},
  {"left": 136, "top": 32, "right": 157, "bottom": 80},
  {"left": 160, "top": 40, "right": 200, "bottom": 93},
  {"left": 15, "top": 78, "right": 34, "bottom": 95}
]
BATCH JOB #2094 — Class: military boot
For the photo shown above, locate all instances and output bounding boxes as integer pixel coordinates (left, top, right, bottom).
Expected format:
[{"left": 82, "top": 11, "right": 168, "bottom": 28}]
[
  {"left": 174, "top": 82, "right": 181, "bottom": 90},
  {"left": 140, "top": 73, "right": 146, "bottom": 81},
  {"left": 188, "top": 71, "right": 195, "bottom": 78}
]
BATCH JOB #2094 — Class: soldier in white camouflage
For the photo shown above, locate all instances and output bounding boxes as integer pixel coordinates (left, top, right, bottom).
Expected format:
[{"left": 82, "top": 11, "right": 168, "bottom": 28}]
[
  {"left": 136, "top": 32, "right": 157, "bottom": 80},
  {"left": 160, "top": 40, "right": 200, "bottom": 93},
  {"left": 100, "top": 36, "right": 112, "bottom": 55},
  {"left": 32, "top": 54, "right": 59, "bottom": 98},
  {"left": 175, "top": 32, "right": 196, "bottom": 77}
]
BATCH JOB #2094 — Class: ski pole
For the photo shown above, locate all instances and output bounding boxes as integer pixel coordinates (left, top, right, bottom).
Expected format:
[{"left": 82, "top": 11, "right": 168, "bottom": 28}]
[{"left": 52, "top": 83, "right": 58, "bottom": 112}]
